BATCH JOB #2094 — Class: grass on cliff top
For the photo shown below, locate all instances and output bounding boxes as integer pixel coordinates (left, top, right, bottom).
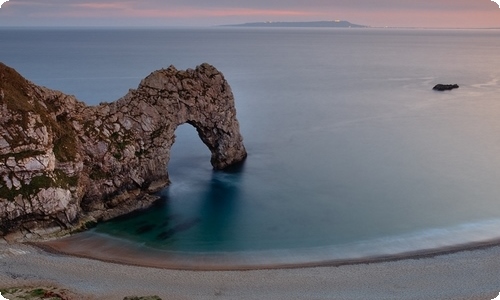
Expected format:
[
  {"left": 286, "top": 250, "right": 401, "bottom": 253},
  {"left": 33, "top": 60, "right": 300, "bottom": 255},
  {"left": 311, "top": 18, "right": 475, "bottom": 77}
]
[
  {"left": 0, "top": 62, "right": 34, "bottom": 112},
  {"left": 0, "top": 62, "right": 78, "bottom": 162}
]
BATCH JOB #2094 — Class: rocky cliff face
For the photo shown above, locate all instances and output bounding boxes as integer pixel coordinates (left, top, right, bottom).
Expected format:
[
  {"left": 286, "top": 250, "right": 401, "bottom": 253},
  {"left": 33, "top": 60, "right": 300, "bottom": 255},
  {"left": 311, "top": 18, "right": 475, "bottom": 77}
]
[{"left": 0, "top": 62, "right": 247, "bottom": 240}]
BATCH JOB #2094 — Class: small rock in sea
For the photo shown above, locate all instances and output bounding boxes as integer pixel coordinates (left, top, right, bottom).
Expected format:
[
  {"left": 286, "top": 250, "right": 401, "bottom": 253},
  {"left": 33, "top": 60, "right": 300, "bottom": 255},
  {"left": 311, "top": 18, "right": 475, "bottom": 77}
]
[{"left": 433, "top": 84, "right": 459, "bottom": 91}]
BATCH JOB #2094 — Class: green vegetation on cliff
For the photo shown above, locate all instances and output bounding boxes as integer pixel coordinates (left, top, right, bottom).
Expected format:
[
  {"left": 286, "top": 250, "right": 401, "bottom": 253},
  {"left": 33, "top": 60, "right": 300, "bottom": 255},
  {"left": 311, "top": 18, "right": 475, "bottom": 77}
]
[{"left": 0, "top": 62, "right": 78, "bottom": 162}]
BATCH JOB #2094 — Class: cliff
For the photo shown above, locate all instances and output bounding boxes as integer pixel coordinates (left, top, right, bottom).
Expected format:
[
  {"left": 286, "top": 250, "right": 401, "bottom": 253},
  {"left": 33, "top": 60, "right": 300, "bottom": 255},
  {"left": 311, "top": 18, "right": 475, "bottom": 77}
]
[{"left": 0, "top": 62, "right": 247, "bottom": 240}]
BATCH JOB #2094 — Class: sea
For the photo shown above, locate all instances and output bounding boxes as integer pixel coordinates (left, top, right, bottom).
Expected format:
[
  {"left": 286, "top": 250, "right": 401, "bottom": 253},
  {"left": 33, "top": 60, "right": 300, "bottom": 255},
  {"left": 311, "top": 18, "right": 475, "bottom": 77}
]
[{"left": 2, "top": 27, "right": 500, "bottom": 266}]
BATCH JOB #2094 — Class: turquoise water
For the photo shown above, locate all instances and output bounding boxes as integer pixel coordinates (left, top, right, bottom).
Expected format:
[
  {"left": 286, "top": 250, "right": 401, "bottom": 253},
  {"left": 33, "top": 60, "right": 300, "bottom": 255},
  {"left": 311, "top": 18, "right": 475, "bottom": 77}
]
[{"left": 2, "top": 28, "right": 500, "bottom": 258}]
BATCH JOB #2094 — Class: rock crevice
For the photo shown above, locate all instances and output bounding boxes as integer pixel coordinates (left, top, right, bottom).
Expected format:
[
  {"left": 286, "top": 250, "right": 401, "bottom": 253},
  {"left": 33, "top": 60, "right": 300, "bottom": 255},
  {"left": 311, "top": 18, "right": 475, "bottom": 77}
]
[{"left": 0, "top": 62, "right": 247, "bottom": 239}]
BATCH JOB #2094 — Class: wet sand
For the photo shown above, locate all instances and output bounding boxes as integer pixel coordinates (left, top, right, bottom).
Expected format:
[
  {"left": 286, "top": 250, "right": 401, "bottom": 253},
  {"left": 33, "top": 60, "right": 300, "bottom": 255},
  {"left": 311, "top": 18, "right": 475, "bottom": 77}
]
[
  {"left": 1, "top": 238, "right": 500, "bottom": 300},
  {"left": 36, "top": 231, "right": 500, "bottom": 271}
]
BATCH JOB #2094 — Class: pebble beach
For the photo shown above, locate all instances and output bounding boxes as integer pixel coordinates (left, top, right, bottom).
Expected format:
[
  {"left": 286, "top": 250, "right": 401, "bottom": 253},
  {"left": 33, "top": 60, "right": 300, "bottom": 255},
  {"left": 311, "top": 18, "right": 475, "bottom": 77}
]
[{"left": 1, "top": 239, "right": 499, "bottom": 300}]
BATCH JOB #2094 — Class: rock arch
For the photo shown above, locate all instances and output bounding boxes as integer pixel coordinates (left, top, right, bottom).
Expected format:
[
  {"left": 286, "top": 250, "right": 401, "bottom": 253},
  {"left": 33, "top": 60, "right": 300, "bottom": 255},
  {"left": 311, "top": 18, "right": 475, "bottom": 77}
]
[
  {"left": 81, "top": 63, "right": 247, "bottom": 212},
  {"left": 0, "top": 62, "right": 246, "bottom": 238}
]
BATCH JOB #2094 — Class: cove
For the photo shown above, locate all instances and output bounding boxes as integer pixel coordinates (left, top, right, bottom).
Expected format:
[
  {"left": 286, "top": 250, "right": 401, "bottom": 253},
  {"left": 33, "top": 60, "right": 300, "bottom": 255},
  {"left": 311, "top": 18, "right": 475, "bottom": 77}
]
[{"left": 5, "top": 28, "right": 500, "bottom": 268}]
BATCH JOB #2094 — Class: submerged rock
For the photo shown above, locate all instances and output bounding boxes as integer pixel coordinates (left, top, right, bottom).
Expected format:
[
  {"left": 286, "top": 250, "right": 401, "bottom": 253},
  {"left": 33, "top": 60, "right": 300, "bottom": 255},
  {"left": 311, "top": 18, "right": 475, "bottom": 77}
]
[
  {"left": 0, "top": 62, "right": 247, "bottom": 239},
  {"left": 433, "top": 84, "right": 459, "bottom": 91}
]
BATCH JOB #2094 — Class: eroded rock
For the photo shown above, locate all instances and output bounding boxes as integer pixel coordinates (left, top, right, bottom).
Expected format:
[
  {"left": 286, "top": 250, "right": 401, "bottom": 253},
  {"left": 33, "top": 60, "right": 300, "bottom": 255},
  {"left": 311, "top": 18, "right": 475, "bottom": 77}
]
[{"left": 0, "top": 62, "right": 247, "bottom": 239}]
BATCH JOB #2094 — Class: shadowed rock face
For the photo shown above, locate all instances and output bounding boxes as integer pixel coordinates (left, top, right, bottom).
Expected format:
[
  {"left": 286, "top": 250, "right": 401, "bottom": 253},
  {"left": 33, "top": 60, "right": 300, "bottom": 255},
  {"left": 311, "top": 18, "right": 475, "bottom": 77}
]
[{"left": 0, "top": 62, "right": 246, "bottom": 239}]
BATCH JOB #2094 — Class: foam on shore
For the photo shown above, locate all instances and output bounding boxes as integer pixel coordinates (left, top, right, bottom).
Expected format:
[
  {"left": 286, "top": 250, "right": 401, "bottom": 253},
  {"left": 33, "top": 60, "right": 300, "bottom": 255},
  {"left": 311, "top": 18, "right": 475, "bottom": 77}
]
[{"left": 38, "top": 218, "right": 500, "bottom": 270}]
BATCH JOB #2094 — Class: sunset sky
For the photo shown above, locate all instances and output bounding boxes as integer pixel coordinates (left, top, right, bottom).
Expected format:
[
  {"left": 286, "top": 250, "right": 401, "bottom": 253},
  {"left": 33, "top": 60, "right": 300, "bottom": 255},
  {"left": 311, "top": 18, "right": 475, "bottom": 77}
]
[{"left": 0, "top": 0, "right": 500, "bottom": 28}]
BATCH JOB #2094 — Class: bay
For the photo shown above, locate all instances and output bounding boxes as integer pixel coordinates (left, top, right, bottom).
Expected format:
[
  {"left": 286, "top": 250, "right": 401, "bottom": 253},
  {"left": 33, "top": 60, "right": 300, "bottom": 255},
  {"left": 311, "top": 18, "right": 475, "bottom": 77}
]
[{"left": 2, "top": 28, "right": 500, "bottom": 260}]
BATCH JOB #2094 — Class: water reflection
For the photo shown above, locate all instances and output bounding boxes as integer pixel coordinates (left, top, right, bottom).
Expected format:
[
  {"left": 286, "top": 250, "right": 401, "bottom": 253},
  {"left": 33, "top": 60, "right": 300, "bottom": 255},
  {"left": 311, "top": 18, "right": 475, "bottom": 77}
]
[{"left": 194, "top": 161, "right": 246, "bottom": 248}]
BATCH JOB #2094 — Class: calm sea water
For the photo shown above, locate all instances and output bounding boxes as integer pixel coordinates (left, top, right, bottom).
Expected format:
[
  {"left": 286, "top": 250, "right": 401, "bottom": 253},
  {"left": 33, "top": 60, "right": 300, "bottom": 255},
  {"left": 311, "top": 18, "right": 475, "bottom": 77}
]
[{"left": 2, "top": 28, "right": 500, "bottom": 259}]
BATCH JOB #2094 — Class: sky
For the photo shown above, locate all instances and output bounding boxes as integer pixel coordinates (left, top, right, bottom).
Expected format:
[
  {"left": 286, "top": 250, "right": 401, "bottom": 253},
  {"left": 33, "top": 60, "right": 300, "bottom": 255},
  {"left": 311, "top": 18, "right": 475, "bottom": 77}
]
[{"left": 0, "top": 0, "right": 500, "bottom": 28}]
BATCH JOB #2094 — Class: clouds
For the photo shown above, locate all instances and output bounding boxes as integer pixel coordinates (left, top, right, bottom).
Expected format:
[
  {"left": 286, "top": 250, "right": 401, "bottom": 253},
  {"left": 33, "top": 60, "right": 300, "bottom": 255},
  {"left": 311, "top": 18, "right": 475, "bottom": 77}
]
[
  {"left": 0, "top": 0, "right": 499, "bottom": 27},
  {"left": 0, "top": 0, "right": 9, "bottom": 8}
]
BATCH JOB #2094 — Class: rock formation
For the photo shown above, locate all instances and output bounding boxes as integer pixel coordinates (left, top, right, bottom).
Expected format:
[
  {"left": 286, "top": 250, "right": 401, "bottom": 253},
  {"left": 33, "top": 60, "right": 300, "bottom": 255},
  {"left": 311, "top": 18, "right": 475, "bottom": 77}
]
[
  {"left": 0, "top": 62, "right": 247, "bottom": 240},
  {"left": 433, "top": 84, "right": 459, "bottom": 91}
]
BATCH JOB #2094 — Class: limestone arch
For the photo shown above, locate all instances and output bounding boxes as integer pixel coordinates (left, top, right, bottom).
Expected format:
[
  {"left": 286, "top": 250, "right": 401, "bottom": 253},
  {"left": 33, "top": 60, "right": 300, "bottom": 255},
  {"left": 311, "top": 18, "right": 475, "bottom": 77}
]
[{"left": 81, "top": 63, "right": 247, "bottom": 213}]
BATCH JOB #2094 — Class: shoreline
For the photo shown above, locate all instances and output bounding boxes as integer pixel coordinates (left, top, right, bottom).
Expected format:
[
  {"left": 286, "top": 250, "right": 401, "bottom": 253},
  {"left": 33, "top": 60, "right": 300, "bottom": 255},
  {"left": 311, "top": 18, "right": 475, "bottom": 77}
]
[
  {"left": 1, "top": 238, "right": 499, "bottom": 299},
  {"left": 34, "top": 230, "right": 500, "bottom": 271}
]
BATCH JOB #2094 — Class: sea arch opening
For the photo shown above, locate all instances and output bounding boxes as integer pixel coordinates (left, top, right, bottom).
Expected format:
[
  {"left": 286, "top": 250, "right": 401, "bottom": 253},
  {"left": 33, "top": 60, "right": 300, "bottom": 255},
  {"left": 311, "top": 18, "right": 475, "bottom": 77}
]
[
  {"left": 169, "top": 123, "right": 213, "bottom": 175},
  {"left": 153, "top": 123, "right": 245, "bottom": 251}
]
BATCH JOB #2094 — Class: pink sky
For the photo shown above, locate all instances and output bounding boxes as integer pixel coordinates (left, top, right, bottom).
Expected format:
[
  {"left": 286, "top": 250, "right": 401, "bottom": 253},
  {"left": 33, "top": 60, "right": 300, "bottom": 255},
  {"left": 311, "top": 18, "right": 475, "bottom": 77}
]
[{"left": 0, "top": 0, "right": 499, "bottom": 28}]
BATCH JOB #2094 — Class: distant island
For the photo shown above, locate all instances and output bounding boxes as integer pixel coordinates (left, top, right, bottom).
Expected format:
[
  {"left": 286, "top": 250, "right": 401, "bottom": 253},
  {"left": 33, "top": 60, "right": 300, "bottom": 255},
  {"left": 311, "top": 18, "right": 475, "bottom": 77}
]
[{"left": 223, "top": 20, "right": 368, "bottom": 28}]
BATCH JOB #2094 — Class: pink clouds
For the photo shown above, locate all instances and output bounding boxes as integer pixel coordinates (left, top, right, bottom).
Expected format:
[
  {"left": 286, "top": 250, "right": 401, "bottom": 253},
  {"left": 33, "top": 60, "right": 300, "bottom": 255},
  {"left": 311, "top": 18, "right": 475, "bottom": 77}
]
[
  {"left": 128, "top": 7, "right": 314, "bottom": 19},
  {"left": 10, "top": 1, "right": 313, "bottom": 20},
  {"left": 73, "top": 2, "right": 129, "bottom": 10},
  {"left": 0, "top": 0, "right": 499, "bottom": 28}
]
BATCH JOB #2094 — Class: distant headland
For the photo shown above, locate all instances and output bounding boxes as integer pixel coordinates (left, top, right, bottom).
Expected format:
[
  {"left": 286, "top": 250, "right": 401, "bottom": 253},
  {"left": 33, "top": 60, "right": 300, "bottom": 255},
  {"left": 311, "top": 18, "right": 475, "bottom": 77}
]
[{"left": 223, "top": 20, "right": 368, "bottom": 28}]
